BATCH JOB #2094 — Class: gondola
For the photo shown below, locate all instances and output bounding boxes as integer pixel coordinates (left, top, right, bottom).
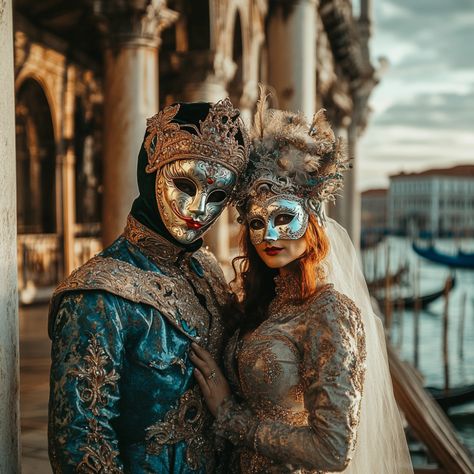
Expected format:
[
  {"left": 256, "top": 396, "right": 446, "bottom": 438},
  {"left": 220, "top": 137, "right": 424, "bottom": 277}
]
[
  {"left": 367, "top": 264, "right": 409, "bottom": 292},
  {"left": 376, "top": 276, "right": 456, "bottom": 310},
  {"left": 413, "top": 243, "right": 474, "bottom": 269},
  {"left": 426, "top": 383, "right": 474, "bottom": 410}
]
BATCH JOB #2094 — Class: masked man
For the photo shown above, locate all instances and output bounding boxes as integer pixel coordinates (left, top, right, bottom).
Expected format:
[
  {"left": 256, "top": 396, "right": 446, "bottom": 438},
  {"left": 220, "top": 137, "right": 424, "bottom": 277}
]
[{"left": 48, "top": 99, "right": 249, "bottom": 473}]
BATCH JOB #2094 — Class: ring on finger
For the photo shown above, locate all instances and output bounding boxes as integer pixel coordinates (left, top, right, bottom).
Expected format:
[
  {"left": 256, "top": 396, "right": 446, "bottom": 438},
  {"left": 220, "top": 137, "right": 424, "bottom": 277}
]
[{"left": 207, "top": 369, "right": 217, "bottom": 381}]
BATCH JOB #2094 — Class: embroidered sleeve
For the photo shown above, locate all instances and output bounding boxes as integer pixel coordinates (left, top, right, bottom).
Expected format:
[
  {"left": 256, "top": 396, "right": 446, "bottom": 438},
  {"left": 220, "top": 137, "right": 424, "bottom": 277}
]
[
  {"left": 254, "top": 294, "right": 366, "bottom": 471},
  {"left": 214, "top": 396, "right": 259, "bottom": 446},
  {"left": 48, "top": 292, "right": 125, "bottom": 473},
  {"left": 215, "top": 294, "right": 366, "bottom": 472}
]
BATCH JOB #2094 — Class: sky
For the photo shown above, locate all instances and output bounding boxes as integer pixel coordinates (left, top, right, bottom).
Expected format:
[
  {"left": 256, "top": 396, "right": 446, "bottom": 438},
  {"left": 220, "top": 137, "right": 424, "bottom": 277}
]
[{"left": 356, "top": 0, "right": 474, "bottom": 191}]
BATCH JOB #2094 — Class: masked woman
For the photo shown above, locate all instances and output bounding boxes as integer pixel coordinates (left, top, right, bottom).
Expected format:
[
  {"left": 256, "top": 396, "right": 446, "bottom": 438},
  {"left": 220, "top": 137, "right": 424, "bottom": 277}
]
[{"left": 190, "top": 90, "right": 414, "bottom": 473}]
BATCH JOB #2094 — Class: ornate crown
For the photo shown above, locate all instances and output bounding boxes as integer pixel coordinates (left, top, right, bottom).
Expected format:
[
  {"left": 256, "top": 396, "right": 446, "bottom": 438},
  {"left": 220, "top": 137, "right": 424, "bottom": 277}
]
[
  {"left": 234, "top": 87, "right": 349, "bottom": 223},
  {"left": 144, "top": 98, "right": 249, "bottom": 177}
]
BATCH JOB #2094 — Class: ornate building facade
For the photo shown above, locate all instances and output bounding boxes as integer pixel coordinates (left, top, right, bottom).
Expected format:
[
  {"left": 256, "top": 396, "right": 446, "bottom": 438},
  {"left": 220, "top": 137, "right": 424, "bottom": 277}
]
[
  {"left": 12, "top": 0, "right": 376, "bottom": 294},
  {"left": 389, "top": 165, "right": 474, "bottom": 237}
]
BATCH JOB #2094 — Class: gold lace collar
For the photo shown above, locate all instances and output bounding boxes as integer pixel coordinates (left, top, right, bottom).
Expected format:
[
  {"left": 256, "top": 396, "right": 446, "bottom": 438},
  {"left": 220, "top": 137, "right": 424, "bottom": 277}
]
[
  {"left": 123, "top": 214, "right": 191, "bottom": 264},
  {"left": 273, "top": 272, "right": 300, "bottom": 301}
]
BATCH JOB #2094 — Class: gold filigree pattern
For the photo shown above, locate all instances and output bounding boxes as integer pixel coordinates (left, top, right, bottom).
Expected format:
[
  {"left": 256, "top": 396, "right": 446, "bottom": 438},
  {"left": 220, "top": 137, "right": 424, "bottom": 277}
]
[
  {"left": 145, "top": 386, "right": 214, "bottom": 472},
  {"left": 70, "top": 335, "right": 120, "bottom": 416},
  {"left": 252, "top": 399, "right": 308, "bottom": 426},
  {"left": 78, "top": 419, "right": 122, "bottom": 473},
  {"left": 49, "top": 218, "right": 230, "bottom": 472},
  {"left": 68, "top": 336, "right": 122, "bottom": 473},
  {"left": 49, "top": 252, "right": 219, "bottom": 344},
  {"left": 123, "top": 214, "right": 184, "bottom": 263}
]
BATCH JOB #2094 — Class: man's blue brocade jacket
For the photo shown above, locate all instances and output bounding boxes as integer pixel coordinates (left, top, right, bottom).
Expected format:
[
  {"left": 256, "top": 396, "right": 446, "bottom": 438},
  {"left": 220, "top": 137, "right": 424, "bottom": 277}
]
[{"left": 48, "top": 215, "right": 230, "bottom": 473}]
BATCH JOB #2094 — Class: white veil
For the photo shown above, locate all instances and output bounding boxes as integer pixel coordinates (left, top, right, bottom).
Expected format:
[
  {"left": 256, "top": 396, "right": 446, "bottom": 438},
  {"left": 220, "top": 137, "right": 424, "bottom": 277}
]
[{"left": 324, "top": 217, "right": 413, "bottom": 474}]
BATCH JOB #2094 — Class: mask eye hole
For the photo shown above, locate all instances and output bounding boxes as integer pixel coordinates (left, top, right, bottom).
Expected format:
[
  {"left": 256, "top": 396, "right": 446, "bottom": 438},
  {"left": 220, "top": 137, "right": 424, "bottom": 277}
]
[
  {"left": 274, "top": 214, "right": 294, "bottom": 226},
  {"left": 207, "top": 190, "right": 227, "bottom": 204},
  {"left": 249, "top": 219, "right": 265, "bottom": 231},
  {"left": 173, "top": 178, "right": 196, "bottom": 197}
]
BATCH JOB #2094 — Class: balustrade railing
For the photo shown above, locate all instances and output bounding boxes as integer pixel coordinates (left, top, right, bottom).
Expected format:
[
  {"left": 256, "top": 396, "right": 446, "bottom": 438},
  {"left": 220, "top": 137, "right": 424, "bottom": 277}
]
[{"left": 17, "top": 233, "right": 102, "bottom": 304}]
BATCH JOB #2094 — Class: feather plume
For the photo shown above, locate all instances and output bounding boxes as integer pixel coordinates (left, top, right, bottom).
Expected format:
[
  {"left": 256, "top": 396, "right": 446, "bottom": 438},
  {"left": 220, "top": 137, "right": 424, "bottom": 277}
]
[
  {"left": 233, "top": 95, "right": 349, "bottom": 222},
  {"left": 253, "top": 84, "right": 270, "bottom": 139}
]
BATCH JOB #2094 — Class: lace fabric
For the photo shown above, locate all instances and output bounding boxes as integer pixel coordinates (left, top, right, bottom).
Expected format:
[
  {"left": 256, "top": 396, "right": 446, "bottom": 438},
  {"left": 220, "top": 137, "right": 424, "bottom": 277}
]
[{"left": 216, "top": 217, "right": 414, "bottom": 473}]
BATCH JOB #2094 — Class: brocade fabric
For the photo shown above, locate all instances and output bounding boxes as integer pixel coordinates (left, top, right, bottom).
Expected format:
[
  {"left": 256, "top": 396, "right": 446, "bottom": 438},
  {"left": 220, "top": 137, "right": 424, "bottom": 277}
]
[
  {"left": 48, "top": 216, "right": 230, "bottom": 473},
  {"left": 216, "top": 279, "right": 367, "bottom": 473}
]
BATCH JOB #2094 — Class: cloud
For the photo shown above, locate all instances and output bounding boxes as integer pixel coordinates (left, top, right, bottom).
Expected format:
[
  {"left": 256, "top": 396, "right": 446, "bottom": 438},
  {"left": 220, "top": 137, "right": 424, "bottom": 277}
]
[
  {"left": 374, "top": 88, "right": 474, "bottom": 130},
  {"left": 358, "top": 124, "right": 474, "bottom": 189},
  {"left": 358, "top": 0, "right": 474, "bottom": 191},
  {"left": 375, "top": 0, "right": 474, "bottom": 70}
]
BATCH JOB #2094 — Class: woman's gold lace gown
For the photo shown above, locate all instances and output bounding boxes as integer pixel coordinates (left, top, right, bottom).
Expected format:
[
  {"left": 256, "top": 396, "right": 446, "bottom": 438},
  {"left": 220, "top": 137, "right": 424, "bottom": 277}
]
[{"left": 215, "top": 277, "right": 367, "bottom": 473}]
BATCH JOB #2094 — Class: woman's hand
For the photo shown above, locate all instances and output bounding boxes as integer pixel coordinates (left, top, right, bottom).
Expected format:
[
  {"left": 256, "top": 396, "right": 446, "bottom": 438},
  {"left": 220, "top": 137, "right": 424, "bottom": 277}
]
[{"left": 189, "top": 342, "right": 231, "bottom": 417}]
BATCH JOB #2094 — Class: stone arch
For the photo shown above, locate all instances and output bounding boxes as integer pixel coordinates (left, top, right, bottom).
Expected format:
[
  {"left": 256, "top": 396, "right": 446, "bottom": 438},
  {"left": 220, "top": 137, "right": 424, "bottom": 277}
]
[
  {"left": 15, "top": 70, "right": 60, "bottom": 143},
  {"left": 15, "top": 77, "right": 56, "bottom": 234}
]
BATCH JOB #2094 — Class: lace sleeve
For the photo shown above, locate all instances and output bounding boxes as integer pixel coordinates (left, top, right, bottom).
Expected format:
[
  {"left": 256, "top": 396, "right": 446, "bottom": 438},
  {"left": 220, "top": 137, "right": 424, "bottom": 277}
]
[
  {"left": 214, "top": 293, "right": 366, "bottom": 472},
  {"left": 254, "top": 294, "right": 366, "bottom": 471}
]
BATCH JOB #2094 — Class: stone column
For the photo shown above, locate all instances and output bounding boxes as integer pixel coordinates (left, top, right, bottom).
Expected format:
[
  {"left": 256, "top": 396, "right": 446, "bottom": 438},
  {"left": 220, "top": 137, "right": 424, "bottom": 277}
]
[
  {"left": 0, "top": 0, "right": 20, "bottom": 471},
  {"left": 62, "top": 148, "right": 77, "bottom": 274},
  {"left": 62, "top": 65, "right": 77, "bottom": 276},
  {"left": 344, "top": 120, "right": 361, "bottom": 250},
  {"left": 96, "top": 0, "right": 178, "bottom": 246},
  {"left": 267, "top": 0, "right": 317, "bottom": 118}
]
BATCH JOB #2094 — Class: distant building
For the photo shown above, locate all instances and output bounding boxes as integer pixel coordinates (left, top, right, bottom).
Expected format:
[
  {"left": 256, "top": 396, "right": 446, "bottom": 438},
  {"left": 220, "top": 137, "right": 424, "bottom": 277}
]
[
  {"left": 361, "top": 188, "right": 388, "bottom": 232},
  {"left": 389, "top": 165, "right": 474, "bottom": 237}
]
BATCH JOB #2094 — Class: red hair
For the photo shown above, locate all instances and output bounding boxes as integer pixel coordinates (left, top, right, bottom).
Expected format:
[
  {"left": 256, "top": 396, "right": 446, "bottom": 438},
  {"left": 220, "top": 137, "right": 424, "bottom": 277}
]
[{"left": 229, "top": 214, "right": 330, "bottom": 334}]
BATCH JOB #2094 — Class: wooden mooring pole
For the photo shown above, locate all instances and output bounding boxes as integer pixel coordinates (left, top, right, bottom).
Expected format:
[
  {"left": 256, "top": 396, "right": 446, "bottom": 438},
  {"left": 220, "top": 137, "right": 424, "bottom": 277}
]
[
  {"left": 442, "top": 275, "right": 452, "bottom": 394},
  {"left": 458, "top": 291, "right": 467, "bottom": 360},
  {"left": 413, "top": 260, "right": 421, "bottom": 369},
  {"left": 384, "top": 242, "right": 393, "bottom": 339}
]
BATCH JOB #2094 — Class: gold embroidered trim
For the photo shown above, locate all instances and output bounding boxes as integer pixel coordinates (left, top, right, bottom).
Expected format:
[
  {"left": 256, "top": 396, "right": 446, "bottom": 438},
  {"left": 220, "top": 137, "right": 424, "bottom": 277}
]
[
  {"left": 49, "top": 255, "right": 209, "bottom": 341},
  {"left": 70, "top": 334, "right": 120, "bottom": 416},
  {"left": 123, "top": 214, "right": 184, "bottom": 263},
  {"left": 77, "top": 418, "right": 122, "bottom": 473},
  {"left": 69, "top": 335, "right": 122, "bottom": 473},
  {"left": 145, "top": 386, "right": 214, "bottom": 472},
  {"left": 252, "top": 400, "right": 308, "bottom": 426}
]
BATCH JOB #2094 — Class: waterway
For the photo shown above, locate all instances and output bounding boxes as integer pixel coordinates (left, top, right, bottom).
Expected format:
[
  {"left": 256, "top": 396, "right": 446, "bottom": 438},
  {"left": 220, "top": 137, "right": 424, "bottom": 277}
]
[{"left": 363, "top": 236, "right": 474, "bottom": 456}]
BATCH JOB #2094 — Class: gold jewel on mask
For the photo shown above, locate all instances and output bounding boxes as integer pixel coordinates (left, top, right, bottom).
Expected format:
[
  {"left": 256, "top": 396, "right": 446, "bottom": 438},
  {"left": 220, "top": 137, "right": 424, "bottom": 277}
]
[{"left": 144, "top": 98, "right": 249, "bottom": 178}]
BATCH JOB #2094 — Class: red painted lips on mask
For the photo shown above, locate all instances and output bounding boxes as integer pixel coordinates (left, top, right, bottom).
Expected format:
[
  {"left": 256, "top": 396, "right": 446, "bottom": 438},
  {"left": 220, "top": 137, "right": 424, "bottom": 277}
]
[{"left": 183, "top": 217, "right": 204, "bottom": 230}]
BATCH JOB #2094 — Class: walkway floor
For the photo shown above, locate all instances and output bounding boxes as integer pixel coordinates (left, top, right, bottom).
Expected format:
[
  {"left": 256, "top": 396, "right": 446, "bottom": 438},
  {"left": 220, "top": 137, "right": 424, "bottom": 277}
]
[{"left": 20, "top": 303, "right": 51, "bottom": 473}]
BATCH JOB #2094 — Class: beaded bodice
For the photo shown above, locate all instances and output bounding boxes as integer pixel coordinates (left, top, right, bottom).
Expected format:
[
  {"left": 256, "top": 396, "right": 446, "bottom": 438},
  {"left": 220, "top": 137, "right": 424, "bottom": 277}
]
[
  {"left": 229, "top": 284, "right": 334, "bottom": 426},
  {"left": 220, "top": 285, "right": 366, "bottom": 473}
]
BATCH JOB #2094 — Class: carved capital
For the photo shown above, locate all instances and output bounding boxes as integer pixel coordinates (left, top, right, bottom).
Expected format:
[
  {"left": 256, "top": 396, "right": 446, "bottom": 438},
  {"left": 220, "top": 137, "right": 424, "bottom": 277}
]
[{"left": 92, "top": 0, "right": 178, "bottom": 48}]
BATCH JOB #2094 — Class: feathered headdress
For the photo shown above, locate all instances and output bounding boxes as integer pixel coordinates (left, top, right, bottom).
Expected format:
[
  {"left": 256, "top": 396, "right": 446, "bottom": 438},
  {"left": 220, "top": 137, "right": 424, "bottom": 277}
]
[{"left": 234, "top": 86, "right": 349, "bottom": 223}]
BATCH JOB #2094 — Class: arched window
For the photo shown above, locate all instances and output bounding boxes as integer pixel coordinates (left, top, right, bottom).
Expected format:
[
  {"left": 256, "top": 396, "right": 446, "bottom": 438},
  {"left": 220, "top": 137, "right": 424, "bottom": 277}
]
[{"left": 16, "top": 79, "right": 56, "bottom": 234}]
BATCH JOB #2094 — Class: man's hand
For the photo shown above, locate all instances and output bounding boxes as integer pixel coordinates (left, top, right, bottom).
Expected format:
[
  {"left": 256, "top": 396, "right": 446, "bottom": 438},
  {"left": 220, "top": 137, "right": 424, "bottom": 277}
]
[{"left": 189, "top": 342, "right": 231, "bottom": 417}]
